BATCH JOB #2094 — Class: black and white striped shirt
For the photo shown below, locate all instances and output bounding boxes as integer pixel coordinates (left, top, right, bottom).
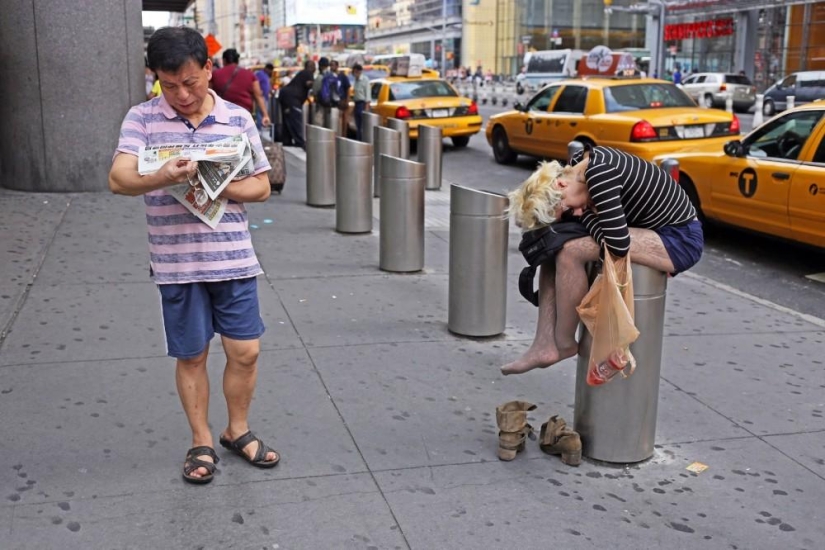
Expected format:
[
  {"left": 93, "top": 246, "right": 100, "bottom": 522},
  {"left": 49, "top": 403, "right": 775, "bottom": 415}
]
[{"left": 571, "top": 146, "right": 696, "bottom": 257}]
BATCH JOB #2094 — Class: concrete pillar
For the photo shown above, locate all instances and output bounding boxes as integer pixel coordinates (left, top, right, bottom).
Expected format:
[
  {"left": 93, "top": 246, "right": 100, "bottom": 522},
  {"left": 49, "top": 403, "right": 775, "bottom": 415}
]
[
  {"left": 0, "top": 0, "right": 144, "bottom": 192},
  {"left": 734, "top": 10, "right": 759, "bottom": 77}
]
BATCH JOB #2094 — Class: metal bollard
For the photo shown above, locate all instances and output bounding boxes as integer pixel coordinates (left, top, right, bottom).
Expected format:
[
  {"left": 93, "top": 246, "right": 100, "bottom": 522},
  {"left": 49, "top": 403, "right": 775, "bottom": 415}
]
[
  {"left": 362, "top": 111, "right": 381, "bottom": 145},
  {"left": 373, "top": 126, "right": 401, "bottom": 197},
  {"left": 417, "top": 125, "right": 443, "bottom": 190},
  {"left": 379, "top": 154, "right": 426, "bottom": 272},
  {"left": 573, "top": 264, "right": 668, "bottom": 463},
  {"left": 752, "top": 94, "right": 764, "bottom": 128},
  {"left": 787, "top": 95, "right": 795, "bottom": 111},
  {"left": 386, "top": 118, "right": 410, "bottom": 159},
  {"left": 725, "top": 96, "right": 733, "bottom": 113},
  {"left": 302, "top": 102, "right": 311, "bottom": 128},
  {"left": 335, "top": 137, "right": 373, "bottom": 233},
  {"left": 660, "top": 158, "right": 680, "bottom": 183},
  {"left": 568, "top": 140, "right": 584, "bottom": 163},
  {"left": 447, "top": 185, "right": 509, "bottom": 337},
  {"left": 327, "top": 107, "right": 341, "bottom": 135},
  {"left": 270, "top": 93, "right": 282, "bottom": 142},
  {"left": 305, "top": 125, "right": 336, "bottom": 207}
]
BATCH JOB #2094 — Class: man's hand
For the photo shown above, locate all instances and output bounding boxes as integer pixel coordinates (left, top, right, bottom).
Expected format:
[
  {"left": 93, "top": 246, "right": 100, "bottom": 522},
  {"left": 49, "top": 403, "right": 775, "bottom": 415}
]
[
  {"left": 261, "top": 115, "right": 271, "bottom": 127},
  {"left": 158, "top": 158, "right": 198, "bottom": 185},
  {"left": 109, "top": 154, "right": 198, "bottom": 196}
]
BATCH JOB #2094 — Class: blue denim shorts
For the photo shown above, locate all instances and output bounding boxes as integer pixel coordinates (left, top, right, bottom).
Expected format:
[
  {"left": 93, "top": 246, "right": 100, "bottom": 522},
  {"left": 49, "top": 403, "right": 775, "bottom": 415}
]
[
  {"left": 158, "top": 277, "right": 265, "bottom": 359},
  {"left": 654, "top": 220, "right": 704, "bottom": 275}
]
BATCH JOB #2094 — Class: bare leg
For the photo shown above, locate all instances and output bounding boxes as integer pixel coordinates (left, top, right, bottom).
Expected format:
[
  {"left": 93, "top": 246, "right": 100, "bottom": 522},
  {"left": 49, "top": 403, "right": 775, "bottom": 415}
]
[
  {"left": 219, "top": 337, "right": 277, "bottom": 462},
  {"left": 176, "top": 348, "right": 214, "bottom": 478},
  {"left": 628, "top": 228, "right": 675, "bottom": 273},
  {"left": 554, "top": 237, "right": 601, "bottom": 354},
  {"left": 501, "top": 261, "right": 563, "bottom": 375}
]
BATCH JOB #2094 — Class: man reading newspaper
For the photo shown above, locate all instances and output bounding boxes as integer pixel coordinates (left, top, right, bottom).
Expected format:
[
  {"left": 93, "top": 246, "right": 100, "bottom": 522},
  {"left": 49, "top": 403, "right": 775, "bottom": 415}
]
[{"left": 108, "top": 27, "right": 279, "bottom": 485}]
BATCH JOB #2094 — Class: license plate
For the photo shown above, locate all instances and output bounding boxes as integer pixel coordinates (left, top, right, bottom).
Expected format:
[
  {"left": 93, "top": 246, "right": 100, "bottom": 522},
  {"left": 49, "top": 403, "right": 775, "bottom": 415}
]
[
  {"left": 432, "top": 109, "right": 449, "bottom": 118},
  {"left": 683, "top": 126, "right": 704, "bottom": 139}
]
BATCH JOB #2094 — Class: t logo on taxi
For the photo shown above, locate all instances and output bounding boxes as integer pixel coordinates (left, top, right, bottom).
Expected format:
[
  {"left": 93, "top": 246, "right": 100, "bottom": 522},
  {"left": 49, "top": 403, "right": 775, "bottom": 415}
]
[
  {"left": 810, "top": 183, "right": 819, "bottom": 196},
  {"left": 738, "top": 168, "right": 757, "bottom": 198}
]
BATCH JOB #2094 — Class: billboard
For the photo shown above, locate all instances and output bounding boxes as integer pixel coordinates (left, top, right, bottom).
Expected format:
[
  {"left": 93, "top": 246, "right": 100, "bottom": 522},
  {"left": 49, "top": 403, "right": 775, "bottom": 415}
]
[{"left": 285, "top": 0, "right": 367, "bottom": 27}]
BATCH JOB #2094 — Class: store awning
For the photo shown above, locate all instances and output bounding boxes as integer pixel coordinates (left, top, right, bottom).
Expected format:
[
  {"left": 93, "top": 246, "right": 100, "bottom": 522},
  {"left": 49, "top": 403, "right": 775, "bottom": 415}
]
[{"left": 142, "top": 0, "right": 192, "bottom": 12}]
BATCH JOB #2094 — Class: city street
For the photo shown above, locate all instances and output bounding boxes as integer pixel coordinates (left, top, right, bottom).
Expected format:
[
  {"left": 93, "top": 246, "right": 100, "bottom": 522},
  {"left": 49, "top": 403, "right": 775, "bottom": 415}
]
[{"left": 431, "top": 105, "right": 825, "bottom": 320}]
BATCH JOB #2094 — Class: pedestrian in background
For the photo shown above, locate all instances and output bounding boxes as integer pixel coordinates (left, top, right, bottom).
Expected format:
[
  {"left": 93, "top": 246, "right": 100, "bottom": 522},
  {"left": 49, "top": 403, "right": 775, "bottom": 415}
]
[
  {"left": 351, "top": 63, "right": 370, "bottom": 141},
  {"left": 278, "top": 59, "right": 315, "bottom": 148},
  {"left": 254, "top": 63, "right": 274, "bottom": 131},
  {"left": 311, "top": 57, "right": 333, "bottom": 127},
  {"left": 332, "top": 60, "right": 351, "bottom": 136},
  {"left": 109, "top": 27, "right": 279, "bottom": 485},
  {"left": 212, "top": 48, "right": 270, "bottom": 127}
]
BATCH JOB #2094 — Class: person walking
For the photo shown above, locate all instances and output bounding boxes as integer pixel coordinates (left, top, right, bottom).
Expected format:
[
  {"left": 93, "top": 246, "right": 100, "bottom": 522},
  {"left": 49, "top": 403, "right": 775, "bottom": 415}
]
[
  {"left": 331, "top": 60, "right": 351, "bottom": 136},
  {"left": 278, "top": 60, "right": 315, "bottom": 148},
  {"left": 254, "top": 63, "right": 274, "bottom": 130},
  {"left": 351, "top": 63, "right": 370, "bottom": 141},
  {"left": 311, "top": 57, "right": 334, "bottom": 127},
  {"left": 501, "top": 145, "right": 703, "bottom": 376},
  {"left": 212, "top": 48, "right": 270, "bottom": 127},
  {"left": 108, "top": 27, "right": 279, "bottom": 485}
]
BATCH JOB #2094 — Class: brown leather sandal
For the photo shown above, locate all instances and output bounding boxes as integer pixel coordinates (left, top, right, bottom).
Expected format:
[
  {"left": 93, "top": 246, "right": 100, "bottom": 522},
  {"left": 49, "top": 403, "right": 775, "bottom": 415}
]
[
  {"left": 182, "top": 446, "right": 219, "bottom": 484},
  {"left": 219, "top": 430, "right": 280, "bottom": 468}
]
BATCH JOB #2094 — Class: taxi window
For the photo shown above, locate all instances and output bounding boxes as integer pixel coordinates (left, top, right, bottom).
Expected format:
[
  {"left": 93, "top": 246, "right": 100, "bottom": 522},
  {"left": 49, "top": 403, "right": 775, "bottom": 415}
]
[
  {"left": 553, "top": 86, "right": 587, "bottom": 114},
  {"left": 603, "top": 84, "right": 694, "bottom": 112},
  {"left": 387, "top": 80, "right": 457, "bottom": 100},
  {"left": 745, "top": 110, "right": 824, "bottom": 161},
  {"left": 526, "top": 85, "right": 561, "bottom": 112},
  {"left": 370, "top": 83, "right": 382, "bottom": 101},
  {"left": 814, "top": 137, "right": 825, "bottom": 163}
]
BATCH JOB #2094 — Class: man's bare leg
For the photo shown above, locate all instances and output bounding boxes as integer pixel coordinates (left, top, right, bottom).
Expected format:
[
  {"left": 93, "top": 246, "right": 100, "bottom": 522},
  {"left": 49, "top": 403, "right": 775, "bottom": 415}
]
[
  {"left": 501, "top": 262, "right": 563, "bottom": 375},
  {"left": 176, "top": 348, "right": 214, "bottom": 478},
  {"left": 554, "top": 237, "right": 601, "bottom": 355},
  {"left": 219, "top": 337, "right": 277, "bottom": 462},
  {"left": 628, "top": 228, "right": 675, "bottom": 273}
]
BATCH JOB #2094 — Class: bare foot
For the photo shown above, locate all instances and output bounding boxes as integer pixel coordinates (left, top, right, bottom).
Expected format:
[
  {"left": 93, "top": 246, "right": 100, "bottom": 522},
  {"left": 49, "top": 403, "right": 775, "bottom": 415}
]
[{"left": 501, "top": 345, "right": 579, "bottom": 376}]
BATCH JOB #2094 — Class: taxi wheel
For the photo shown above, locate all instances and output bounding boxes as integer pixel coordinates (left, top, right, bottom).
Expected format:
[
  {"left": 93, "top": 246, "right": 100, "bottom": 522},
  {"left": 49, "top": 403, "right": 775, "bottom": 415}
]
[
  {"left": 452, "top": 136, "right": 471, "bottom": 148},
  {"left": 679, "top": 175, "right": 705, "bottom": 223},
  {"left": 492, "top": 127, "right": 517, "bottom": 164},
  {"left": 763, "top": 99, "right": 775, "bottom": 117}
]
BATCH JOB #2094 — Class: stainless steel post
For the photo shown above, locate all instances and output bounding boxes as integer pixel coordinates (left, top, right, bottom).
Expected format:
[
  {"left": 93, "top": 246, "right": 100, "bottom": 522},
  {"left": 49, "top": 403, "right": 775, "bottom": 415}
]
[
  {"left": 305, "top": 125, "right": 336, "bottom": 207},
  {"left": 573, "top": 264, "right": 668, "bottom": 463},
  {"left": 379, "top": 154, "right": 426, "bottom": 272},
  {"left": 386, "top": 118, "right": 410, "bottom": 159},
  {"left": 302, "top": 102, "right": 311, "bottom": 128},
  {"left": 373, "top": 126, "right": 401, "bottom": 198},
  {"left": 328, "top": 107, "right": 341, "bottom": 135},
  {"left": 417, "top": 125, "right": 443, "bottom": 190},
  {"left": 568, "top": 140, "right": 584, "bottom": 162},
  {"left": 447, "top": 185, "right": 509, "bottom": 337},
  {"left": 335, "top": 137, "right": 373, "bottom": 233},
  {"left": 362, "top": 111, "right": 381, "bottom": 145}
]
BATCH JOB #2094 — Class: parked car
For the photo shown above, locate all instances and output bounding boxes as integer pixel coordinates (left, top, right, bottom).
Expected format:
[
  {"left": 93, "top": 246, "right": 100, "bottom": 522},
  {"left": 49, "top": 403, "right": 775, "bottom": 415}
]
[
  {"left": 762, "top": 71, "right": 825, "bottom": 116},
  {"left": 486, "top": 77, "right": 740, "bottom": 164},
  {"left": 653, "top": 102, "right": 825, "bottom": 248},
  {"left": 680, "top": 72, "right": 756, "bottom": 112}
]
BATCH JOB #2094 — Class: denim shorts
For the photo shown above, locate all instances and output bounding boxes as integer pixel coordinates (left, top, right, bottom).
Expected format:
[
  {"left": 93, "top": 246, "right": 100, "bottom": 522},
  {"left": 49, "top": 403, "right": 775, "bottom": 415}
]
[
  {"left": 157, "top": 277, "right": 265, "bottom": 359},
  {"left": 654, "top": 220, "right": 704, "bottom": 276}
]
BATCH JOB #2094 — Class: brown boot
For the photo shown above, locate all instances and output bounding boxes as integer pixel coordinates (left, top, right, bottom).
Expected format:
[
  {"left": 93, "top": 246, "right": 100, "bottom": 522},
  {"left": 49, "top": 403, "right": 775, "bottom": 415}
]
[
  {"left": 539, "top": 415, "right": 582, "bottom": 466},
  {"left": 495, "top": 400, "right": 537, "bottom": 461}
]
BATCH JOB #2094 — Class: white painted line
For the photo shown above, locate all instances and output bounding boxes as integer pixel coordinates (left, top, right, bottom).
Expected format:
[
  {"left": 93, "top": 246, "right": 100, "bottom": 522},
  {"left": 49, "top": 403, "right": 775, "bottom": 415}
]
[
  {"left": 683, "top": 271, "right": 825, "bottom": 329},
  {"left": 804, "top": 272, "right": 825, "bottom": 284}
]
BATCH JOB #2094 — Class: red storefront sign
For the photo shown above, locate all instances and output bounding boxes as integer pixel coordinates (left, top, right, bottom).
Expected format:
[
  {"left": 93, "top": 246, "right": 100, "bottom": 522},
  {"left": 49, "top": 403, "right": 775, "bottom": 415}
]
[
  {"left": 664, "top": 18, "right": 734, "bottom": 41},
  {"left": 276, "top": 27, "right": 296, "bottom": 49}
]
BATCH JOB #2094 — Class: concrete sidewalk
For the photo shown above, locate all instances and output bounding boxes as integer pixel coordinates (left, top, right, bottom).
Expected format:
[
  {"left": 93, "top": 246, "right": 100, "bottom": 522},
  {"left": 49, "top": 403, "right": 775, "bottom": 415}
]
[{"left": 1, "top": 153, "right": 823, "bottom": 550}]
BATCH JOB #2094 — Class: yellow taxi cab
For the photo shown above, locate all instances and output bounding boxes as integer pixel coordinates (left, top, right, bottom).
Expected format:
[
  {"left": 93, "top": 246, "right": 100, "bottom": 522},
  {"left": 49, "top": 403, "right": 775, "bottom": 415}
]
[
  {"left": 653, "top": 102, "right": 825, "bottom": 248},
  {"left": 486, "top": 77, "right": 740, "bottom": 163},
  {"left": 368, "top": 57, "right": 482, "bottom": 146}
]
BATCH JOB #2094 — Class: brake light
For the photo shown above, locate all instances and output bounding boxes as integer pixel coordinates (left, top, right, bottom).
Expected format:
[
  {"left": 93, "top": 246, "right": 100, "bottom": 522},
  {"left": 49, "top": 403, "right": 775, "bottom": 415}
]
[
  {"left": 720, "top": 84, "right": 727, "bottom": 91},
  {"left": 730, "top": 115, "right": 740, "bottom": 134},
  {"left": 630, "top": 121, "right": 657, "bottom": 141},
  {"left": 395, "top": 106, "right": 412, "bottom": 120},
  {"left": 467, "top": 101, "right": 479, "bottom": 115}
]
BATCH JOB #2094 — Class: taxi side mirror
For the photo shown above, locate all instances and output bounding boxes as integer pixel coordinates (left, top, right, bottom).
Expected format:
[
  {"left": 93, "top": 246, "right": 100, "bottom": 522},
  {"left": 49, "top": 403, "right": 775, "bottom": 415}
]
[
  {"left": 724, "top": 140, "right": 745, "bottom": 157},
  {"left": 513, "top": 101, "right": 524, "bottom": 111}
]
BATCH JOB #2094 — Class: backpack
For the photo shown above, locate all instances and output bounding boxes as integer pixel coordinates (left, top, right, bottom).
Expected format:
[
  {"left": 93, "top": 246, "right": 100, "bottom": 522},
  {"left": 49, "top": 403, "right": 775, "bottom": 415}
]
[
  {"left": 319, "top": 72, "right": 341, "bottom": 107},
  {"left": 518, "top": 221, "right": 591, "bottom": 306}
]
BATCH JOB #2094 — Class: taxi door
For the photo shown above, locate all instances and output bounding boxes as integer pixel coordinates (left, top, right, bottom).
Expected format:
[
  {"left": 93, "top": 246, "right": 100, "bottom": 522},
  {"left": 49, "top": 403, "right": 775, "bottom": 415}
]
[
  {"left": 711, "top": 110, "right": 823, "bottom": 238},
  {"left": 788, "top": 122, "right": 825, "bottom": 247},
  {"left": 511, "top": 85, "right": 562, "bottom": 155},
  {"left": 541, "top": 84, "right": 589, "bottom": 160}
]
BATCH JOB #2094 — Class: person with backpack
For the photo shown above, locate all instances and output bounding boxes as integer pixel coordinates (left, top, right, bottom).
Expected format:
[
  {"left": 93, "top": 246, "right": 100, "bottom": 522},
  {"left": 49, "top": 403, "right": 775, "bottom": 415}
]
[
  {"left": 331, "top": 60, "right": 351, "bottom": 136},
  {"left": 211, "top": 48, "right": 270, "bottom": 127},
  {"left": 311, "top": 57, "right": 340, "bottom": 128}
]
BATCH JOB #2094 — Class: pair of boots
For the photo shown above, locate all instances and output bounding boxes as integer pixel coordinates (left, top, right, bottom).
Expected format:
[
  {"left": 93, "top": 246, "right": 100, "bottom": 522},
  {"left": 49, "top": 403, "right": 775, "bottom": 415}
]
[{"left": 495, "top": 401, "right": 582, "bottom": 466}]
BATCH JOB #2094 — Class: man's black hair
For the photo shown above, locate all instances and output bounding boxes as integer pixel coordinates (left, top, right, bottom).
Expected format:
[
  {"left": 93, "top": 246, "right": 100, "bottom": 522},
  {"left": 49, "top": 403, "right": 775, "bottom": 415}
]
[
  {"left": 303, "top": 60, "right": 314, "bottom": 70},
  {"left": 222, "top": 48, "right": 240, "bottom": 65},
  {"left": 318, "top": 57, "right": 330, "bottom": 69},
  {"left": 352, "top": 63, "right": 363, "bottom": 72},
  {"left": 147, "top": 27, "right": 208, "bottom": 73},
  {"left": 265, "top": 63, "right": 274, "bottom": 70}
]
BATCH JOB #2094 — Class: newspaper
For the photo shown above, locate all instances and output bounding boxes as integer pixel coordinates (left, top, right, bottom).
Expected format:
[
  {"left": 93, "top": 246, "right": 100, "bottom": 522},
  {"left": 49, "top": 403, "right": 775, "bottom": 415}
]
[{"left": 138, "top": 135, "right": 253, "bottom": 227}]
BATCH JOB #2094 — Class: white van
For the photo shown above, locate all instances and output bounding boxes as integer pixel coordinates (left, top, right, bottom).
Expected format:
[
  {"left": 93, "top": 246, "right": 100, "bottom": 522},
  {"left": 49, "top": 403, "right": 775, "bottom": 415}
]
[{"left": 522, "top": 49, "right": 584, "bottom": 90}]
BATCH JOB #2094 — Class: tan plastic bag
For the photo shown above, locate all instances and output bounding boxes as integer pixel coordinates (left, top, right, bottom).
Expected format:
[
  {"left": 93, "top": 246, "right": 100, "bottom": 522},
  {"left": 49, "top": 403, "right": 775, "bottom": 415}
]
[{"left": 576, "top": 249, "right": 640, "bottom": 385}]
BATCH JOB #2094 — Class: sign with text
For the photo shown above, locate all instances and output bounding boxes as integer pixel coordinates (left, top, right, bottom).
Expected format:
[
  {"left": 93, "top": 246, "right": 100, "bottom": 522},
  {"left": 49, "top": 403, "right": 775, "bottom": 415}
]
[
  {"left": 285, "top": 0, "right": 367, "bottom": 26},
  {"left": 664, "top": 18, "right": 734, "bottom": 41}
]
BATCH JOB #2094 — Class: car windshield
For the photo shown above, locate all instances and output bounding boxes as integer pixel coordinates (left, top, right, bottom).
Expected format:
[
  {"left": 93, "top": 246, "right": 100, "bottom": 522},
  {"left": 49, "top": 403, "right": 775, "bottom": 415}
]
[
  {"left": 603, "top": 84, "right": 695, "bottom": 112},
  {"left": 388, "top": 80, "right": 457, "bottom": 100}
]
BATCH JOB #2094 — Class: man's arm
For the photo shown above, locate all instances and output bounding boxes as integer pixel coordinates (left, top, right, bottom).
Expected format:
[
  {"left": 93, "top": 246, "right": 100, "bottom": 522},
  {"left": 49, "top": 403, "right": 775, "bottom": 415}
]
[
  {"left": 251, "top": 80, "right": 271, "bottom": 126},
  {"left": 108, "top": 153, "right": 197, "bottom": 197},
  {"left": 220, "top": 172, "right": 270, "bottom": 203}
]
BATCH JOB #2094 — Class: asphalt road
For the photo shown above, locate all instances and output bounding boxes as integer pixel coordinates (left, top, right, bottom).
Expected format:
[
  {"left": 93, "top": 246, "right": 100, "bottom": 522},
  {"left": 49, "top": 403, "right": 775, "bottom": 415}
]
[{"left": 432, "top": 105, "right": 825, "bottom": 320}]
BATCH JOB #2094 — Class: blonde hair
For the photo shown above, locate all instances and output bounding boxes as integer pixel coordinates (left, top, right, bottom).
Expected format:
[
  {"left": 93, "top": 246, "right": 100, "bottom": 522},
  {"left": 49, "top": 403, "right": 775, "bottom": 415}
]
[{"left": 507, "top": 160, "right": 570, "bottom": 231}]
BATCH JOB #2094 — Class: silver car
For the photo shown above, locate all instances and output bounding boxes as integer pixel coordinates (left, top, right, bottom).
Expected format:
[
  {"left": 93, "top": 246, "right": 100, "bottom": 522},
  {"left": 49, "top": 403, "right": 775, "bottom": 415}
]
[{"left": 680, "top": 72, "right": 756, "bottom": 113}]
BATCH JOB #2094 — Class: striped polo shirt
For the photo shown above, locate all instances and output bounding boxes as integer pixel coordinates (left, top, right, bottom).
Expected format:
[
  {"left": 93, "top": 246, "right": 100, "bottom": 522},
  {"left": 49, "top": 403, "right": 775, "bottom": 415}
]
[
  {"left": 571, "top": 146, "right": 696, "bottom": 257},
  {"left": 115, "top": 90, "right": 270, "bottom": 285}
]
